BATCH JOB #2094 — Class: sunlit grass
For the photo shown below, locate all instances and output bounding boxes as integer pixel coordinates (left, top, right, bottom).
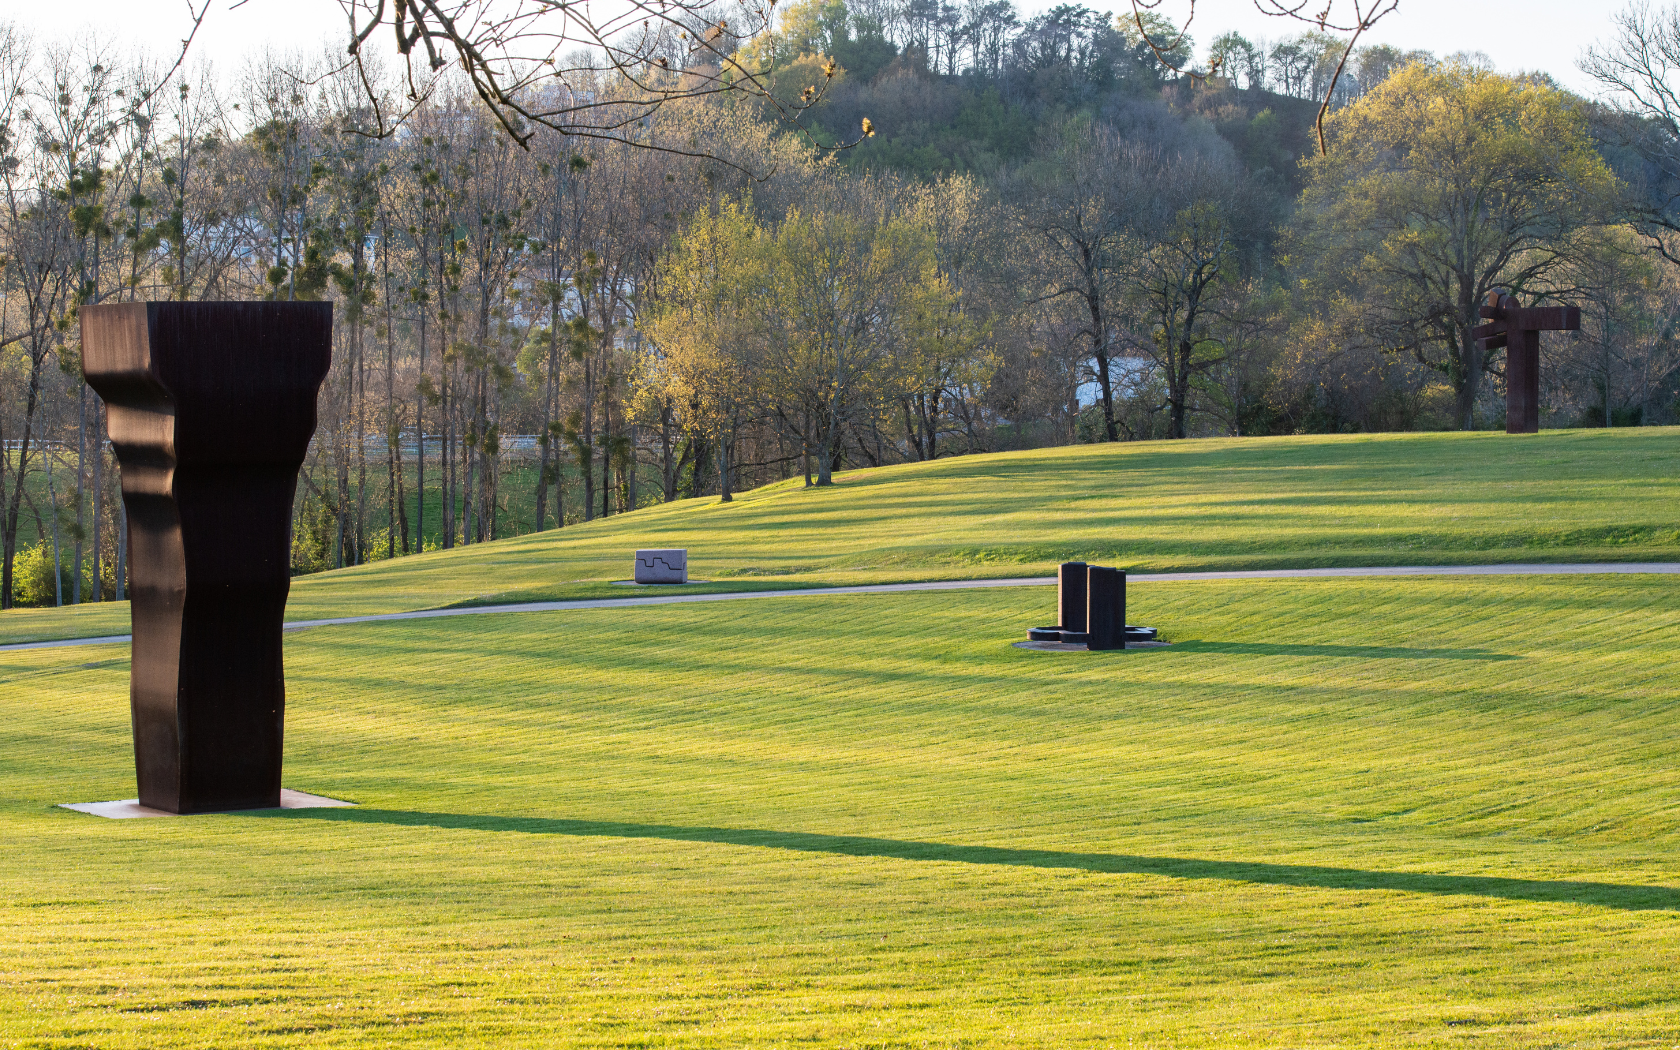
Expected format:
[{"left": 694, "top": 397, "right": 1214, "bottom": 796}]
[
  {"left": 4, "top": 574, "right": 1680, "bottom": 1046},
  {"left": 6, "top": 427, "right": 1678, "bottom": 646}
]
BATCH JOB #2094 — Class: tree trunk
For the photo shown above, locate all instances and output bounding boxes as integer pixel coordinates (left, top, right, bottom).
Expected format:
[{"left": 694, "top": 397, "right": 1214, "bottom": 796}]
[
  {"left": 91, "top": 407, "right": 103, "bottom": 601},
  {"left": 1169, "top": 341, "right": 1194, "bottom": 439},
  {"left": 416, "top": 311, "right": 427, "bottom": 554},
  {"left": 554, "top": 450, "right": 565, "bottom": 528},
  {"left": 115, "top": 499, "right": 127, "bottom": 601},
  {"left": 384, "top": 274, "right": 397, "bottom": 560},
  {"left": 440, "top": 368, "right": 454, "bottom": 549},
  {"left": 718, "top": 427, "right": 733, "bottom": 503},
  {"left": 686, "top": 433, "right": 710, "bottom": 499},
  {"left": 1086, "top": 281, "right": 1117, "bottom": 442},
  {"left": 659, "top": 399, "right": 677, "bottom": 502},
  {"left": 1454, "top": 328, "right": 1483, "bottom": 431},
  {"left": 74, "top": 386, "right": 87, "bottom": 603},
  {"left": 356, "top": 324, "right": 369, "bottom": 562},
  {"left": 462, "top": 386, "right": 476, "bottom": 545},
  {"left": 395, "top": 414, "right": 410, "bottom": 554},
  {"left": 536, "top": 309, "right": 557, "bottom": 528},
  {"left": 902, "top": 398, "right": 923, "bottom": 460},
  {"left": 3, "top": 359, "right": 49, "bottom": 609},
  {"left": 46, "top": 444, "right": 64, "bottom": 607},
  {"left": 581, "top": 357, "right": 596, "bottom": 521},
  {"left": 334, "top": 422, "right": 350, "bottom": 568},
  {"left": 802, "top": 411, "right": 812, "bottom": 488},
  {"left": 599, "top": 390, "right": 611, "bottom": 520},
  {"left": 626, "top": 424, "right": 637, "bottom": 513},
  {"left": 815, "top": 405, "right": 839, "bottom": 487},
  {"left": 921, "top": 392, "right": 939, "bottom": 460}
]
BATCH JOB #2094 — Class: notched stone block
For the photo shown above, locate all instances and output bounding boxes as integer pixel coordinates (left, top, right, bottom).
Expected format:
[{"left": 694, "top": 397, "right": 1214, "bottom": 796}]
[{"left": 635, "top": 548, "right": 688, "bottom": 584}]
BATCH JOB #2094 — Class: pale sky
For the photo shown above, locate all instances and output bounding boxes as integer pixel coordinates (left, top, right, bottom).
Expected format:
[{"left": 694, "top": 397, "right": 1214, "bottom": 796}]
[{"left": 13, "top": 0, "right": 1625, "bottom": 98}]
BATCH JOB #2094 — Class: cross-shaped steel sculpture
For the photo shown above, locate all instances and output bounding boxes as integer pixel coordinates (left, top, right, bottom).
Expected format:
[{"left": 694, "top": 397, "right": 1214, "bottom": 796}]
[{"left": 1472, "top": 292, "right": 1580, "bottom": 434}]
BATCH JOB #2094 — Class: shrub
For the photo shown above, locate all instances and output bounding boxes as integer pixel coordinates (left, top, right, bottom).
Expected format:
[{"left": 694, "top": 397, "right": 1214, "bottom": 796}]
[{"left": 12, "top": 542, "right": 74, "bottom": 607}]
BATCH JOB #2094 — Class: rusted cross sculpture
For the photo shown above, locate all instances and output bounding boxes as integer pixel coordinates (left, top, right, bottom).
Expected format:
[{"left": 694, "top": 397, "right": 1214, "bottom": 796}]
[
  {"left": 1472, "top": 292, "right": 1580, "bottom": 434},
  {"left": 83, "top": 302, "right": 332, "bottom": 814}
]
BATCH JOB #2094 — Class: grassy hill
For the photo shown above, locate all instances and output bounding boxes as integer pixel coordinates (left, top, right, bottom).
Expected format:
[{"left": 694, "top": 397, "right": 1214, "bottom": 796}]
[
  {"left": 4, "top": 427, "right": 1677, "bottom": 644},
  {"left": 5, "top": 573, "right": 1680, "bottom": 1045},
  {"left": 5, "top": 429, "right": 1680, "bottom": 1044}
]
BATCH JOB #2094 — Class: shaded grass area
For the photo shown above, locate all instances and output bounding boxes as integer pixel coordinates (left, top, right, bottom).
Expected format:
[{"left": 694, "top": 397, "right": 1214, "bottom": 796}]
[
  {"left": 4, "top": 575, "right": 1680, "bottom": 1046},
  {"left": 265, "top": 808, "right": 1680, "bottom": 912},
  {"left": 5, "top": 427, "right": 1678, "bottom": 646}
]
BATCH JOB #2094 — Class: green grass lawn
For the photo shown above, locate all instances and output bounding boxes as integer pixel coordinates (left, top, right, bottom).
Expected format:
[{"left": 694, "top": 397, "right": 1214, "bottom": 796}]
[
  {"left": 5, "top": 428, "right": 1678, "bottom": 646},
  {"left": 4, "top": 573, "right": 1680, "bottom": 1046}
]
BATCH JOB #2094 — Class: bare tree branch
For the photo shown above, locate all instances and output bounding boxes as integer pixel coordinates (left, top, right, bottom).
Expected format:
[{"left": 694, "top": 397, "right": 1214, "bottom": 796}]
[{"left": 316, "top": 0, "right": 868, "bottom": 158}]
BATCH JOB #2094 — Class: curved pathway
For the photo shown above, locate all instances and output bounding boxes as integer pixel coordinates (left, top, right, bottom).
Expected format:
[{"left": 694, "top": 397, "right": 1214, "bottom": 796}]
[{"left": 5, "top": 562, "right": 1678, "bottom": 654}]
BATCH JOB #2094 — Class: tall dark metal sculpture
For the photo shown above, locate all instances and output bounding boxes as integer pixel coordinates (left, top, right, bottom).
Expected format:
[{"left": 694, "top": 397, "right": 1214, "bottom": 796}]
[
  {"left": 1028, "top": 563, "right": 1155, "bottom": 647},
  {"left": 82, "top": 302, "right": 332, "bottom": 815},
  {"left": 1058, "top": 561, "right": 1088, "bottom": 638},
  {"left": 1472, "top": 293, "right": 1580, "bottom": 434},
  {"left": 1085, "top": 567, "right": 1126, "bottom": 651}
]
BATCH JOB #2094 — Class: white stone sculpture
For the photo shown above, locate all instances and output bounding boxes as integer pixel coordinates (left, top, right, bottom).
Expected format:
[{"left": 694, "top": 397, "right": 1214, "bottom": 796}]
[{"left": 635, "top": 549, "right": 688, "bottom": 584}]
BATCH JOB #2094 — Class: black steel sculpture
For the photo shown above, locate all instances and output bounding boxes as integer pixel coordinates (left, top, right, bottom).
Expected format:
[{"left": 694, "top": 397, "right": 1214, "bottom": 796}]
[
  {"left": 1057, "top": 561, "right": 1088, "bottom": 644},
  {"left": 1085, "top": 566, "right": 1126, "bottom": 650},
  {"left": 1027, "top": 561, "right": 1156, "bottom": 648},
  {"left": 82, "top": 302, "right": 333, "bottom": 815},
  {"left": 1472, "top": 293, "right": 1580, "bottom": 434}
]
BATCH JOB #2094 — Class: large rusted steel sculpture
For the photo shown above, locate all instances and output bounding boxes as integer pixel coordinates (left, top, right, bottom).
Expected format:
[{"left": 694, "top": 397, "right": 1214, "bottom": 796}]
[
  {"left": 1472, "top": 293, "right": 1581, "bottom": 434},
  {"left": 82, "top": 302, "right": 332, "bottom": 815}
]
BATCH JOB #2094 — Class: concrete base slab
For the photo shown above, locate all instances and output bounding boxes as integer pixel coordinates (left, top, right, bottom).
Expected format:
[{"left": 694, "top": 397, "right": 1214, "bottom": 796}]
[
  {"left": 59, "top": 788, "right": 356, "bottom": 819},
  {"left": 1012, "top": 640, "right": 1171, "bottom": 652},
  {"left": 611, "top": 579, "right": 707, "bottom": 586}
]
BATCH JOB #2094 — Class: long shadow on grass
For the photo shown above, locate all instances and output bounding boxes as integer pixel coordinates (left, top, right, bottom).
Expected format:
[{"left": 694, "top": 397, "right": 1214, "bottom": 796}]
[
  {"left": 1168, "top": 641, "right": 1519, "bottom": 660},
  {"left": 259, "top": 809, "right": 1674, "bottom": 911}
]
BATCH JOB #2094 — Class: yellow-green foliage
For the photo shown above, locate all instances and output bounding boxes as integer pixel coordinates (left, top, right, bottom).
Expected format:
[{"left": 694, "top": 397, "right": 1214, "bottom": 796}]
[
  {"left": 9, "top": 542, "right": 73, "bottom": 608},
  {"left": 4, "top": 575, "right": 1680, "bottom": 1045},
  {"left": 1304, "top": 61, "right": 1616, "bottom": 255},
  {"left": 1297, "top": 61, "right": 1621, "bottom": 427}
]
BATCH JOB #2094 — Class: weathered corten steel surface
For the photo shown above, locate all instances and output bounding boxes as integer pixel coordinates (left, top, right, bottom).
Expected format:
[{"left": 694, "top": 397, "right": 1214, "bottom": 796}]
[
  {"left": 1474, "top": 293, "right": 1580, "bottom": 435},
  {"left": 81, "top": 302, "right": 332, "bottom": 815}
]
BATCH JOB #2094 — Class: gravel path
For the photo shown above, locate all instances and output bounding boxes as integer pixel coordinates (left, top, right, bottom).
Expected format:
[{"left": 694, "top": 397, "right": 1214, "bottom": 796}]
[{"left": 5, "top": 562, "right": 1677, "bottom": 653}]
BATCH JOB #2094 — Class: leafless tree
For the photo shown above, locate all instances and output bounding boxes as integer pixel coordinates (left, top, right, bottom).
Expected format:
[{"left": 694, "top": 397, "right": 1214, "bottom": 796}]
[
  {"left": 1, "top": 29, "right": 82, "bottom": 606},
  {"left": 320, "top": 0, "right": 864, "bottom": 160},
  {"left": 1584, "top": 4, "right": 1680, "bottom": 260},
  {"left": 1006, "top": 122, "right": 1150, "bottom": 443}
]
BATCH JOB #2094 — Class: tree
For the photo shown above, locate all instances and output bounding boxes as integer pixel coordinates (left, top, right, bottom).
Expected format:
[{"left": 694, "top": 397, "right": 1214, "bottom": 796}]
[
  {"left": 1122, "top": 149, "right": 1255, "bottom": 438},
  {"left": 1126, "top": 0, "right": 1399, "bottom": 152},
  {"left": 757, "top": 186, "right": 939, "bottom": 484},
  {"left": 1207, "top": 31, "right": 1258, "bottom": 88},
  {"left": 642, "top": 199, "right": 765, "bottom": 502},
  {"left": 523, "top": 135, "right": 585, "bottom": 530},
  {"left": 1117, "top": 10, "right": 1192, "bottom": 72},
  {"left": 1009, "top": 121, "right": 1147, "bottom": 442},
  {"left": 899, "top": 175, "right": 995, "bottom": 459},
  {"left": 1294, "top": 63, "right": 1618, "bottom": 429},
  {"left": 0, "top": 30, "right": 87, "bottom": 608},
  {"left": 1557, "top": 225, "right": 1680, "bottom": 427},
  {"left": 1583, "top": 5, "right": 1680, "bottom": 269},
  {"left": 319, "top": 0, "right": 862, "bottom": 158}
]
